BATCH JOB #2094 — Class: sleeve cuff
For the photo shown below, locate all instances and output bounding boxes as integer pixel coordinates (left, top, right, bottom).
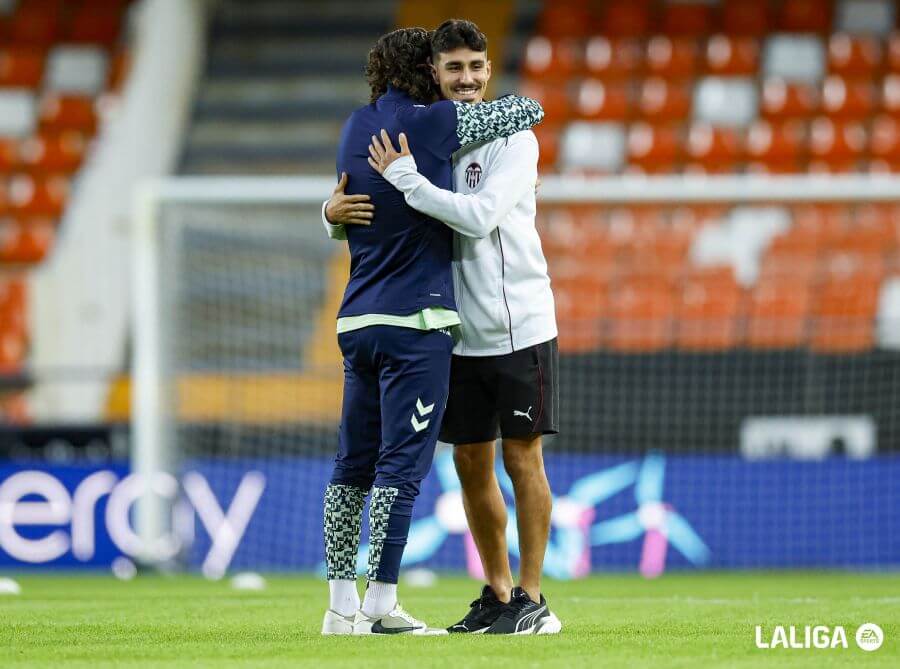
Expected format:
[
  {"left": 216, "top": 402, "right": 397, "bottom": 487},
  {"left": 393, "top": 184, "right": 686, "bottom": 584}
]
[{"left": 382, "top": 154, "right": 418, "bottom": 189}]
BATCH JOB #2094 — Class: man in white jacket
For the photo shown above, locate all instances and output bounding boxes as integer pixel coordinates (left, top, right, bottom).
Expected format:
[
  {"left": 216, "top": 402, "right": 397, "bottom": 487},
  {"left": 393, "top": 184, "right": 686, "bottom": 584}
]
[{"left": 323, "top": 19, "right": 560, "bottom": 635}]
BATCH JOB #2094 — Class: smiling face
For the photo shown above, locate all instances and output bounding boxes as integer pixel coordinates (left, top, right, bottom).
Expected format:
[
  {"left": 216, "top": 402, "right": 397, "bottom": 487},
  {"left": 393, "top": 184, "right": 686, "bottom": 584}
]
[{"left": 431, "top": 47, "right": 491, "bottom": 104}]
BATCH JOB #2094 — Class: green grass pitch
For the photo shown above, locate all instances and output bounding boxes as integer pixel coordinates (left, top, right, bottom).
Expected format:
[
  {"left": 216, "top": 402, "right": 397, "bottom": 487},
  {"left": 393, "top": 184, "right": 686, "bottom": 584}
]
[{"left": 3, "top": 572, "right": 898, "bottom": 668}]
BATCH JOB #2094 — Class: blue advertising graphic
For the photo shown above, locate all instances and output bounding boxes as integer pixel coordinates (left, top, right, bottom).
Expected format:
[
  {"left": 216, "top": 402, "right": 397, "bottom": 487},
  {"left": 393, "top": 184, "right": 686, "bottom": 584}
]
[{"left": 2, "top": 452, "right": 898, "bottom": 573}]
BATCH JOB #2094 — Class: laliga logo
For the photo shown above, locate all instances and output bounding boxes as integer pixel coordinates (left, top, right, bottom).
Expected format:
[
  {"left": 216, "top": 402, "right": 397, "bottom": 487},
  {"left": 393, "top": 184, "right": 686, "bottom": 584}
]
[
  {"left": 0, "top": 470, "right": 265, "bottom": 579},
  {"left": 755, "top": 623, "right": 884, "bottom": 651}
]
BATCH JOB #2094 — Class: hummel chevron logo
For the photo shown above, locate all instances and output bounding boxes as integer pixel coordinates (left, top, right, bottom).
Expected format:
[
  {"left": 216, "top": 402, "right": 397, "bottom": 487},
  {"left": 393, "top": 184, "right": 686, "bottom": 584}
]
[
  {"left": 513, "top": 406, "right": 533, "bottom": 421},
  {"left": 411, "top": 397, "right": 435, "bottom": 433}
]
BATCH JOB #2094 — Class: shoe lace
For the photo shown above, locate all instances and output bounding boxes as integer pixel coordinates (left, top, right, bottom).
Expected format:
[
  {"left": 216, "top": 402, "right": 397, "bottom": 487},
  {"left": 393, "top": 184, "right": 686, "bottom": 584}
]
[
  {"left": 498, "top": 593, "right": 531, "bottom": 620},
  {"left": 392, "top": 604, "right": 422, "bottom": 627}
]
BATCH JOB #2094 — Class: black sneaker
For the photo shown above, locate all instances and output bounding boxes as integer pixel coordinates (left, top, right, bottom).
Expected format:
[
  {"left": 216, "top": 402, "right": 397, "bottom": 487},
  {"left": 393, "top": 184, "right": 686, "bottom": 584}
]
[
  {"left": 484, "top": 586, "right": 562, "bottom": 635},
  {"left": 447, "top": 585, "right": 508, "bottom": 634}
]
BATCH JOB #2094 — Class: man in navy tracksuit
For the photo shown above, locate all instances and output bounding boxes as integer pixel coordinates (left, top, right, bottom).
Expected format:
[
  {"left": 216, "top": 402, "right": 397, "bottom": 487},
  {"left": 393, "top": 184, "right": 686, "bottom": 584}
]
[{"left": 320, "top": 28, "right": 544, "bottom": 635}]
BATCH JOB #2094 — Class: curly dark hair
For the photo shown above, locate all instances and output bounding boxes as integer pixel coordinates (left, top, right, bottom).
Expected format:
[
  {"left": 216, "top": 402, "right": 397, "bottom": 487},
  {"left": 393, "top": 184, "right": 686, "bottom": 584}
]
[{"left": 365, "top": 27, "right": 439, "bottom": 104}]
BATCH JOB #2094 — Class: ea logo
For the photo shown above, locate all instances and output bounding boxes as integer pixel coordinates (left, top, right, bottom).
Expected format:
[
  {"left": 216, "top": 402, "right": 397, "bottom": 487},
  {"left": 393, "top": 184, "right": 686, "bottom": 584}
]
[
  {"left": 855, "top": 623, "right": 884, "bottom": 651},
  {"left": 465, "top": 162, "right": 482, "bottom": 189}
]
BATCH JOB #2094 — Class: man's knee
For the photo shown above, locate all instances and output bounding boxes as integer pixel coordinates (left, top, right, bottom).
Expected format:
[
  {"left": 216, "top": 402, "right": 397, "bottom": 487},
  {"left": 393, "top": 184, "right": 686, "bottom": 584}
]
[
  {"left": 454, "top": 442, "right": 495, "bottom": 486},
  {"left": 501, "top": 437, "right": 544, "bottom": 483}
]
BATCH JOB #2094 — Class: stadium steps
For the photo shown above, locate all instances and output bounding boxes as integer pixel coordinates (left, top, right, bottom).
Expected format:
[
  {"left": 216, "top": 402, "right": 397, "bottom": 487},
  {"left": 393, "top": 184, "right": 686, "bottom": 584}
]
[{"left": 180, "top": 0, "right": 395, "bottom": 175}]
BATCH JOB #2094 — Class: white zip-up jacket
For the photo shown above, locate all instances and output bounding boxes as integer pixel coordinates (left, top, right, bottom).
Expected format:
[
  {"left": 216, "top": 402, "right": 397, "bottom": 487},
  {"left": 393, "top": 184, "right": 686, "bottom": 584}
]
[{"left": 323, "top": 129, "right": 557, "bottom": 356}]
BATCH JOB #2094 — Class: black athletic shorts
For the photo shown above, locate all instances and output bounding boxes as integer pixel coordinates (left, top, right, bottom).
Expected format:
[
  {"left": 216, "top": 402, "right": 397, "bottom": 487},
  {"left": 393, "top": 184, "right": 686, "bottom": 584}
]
[{"left": 439, "top": 338, "right": 559, "bottom": 444}]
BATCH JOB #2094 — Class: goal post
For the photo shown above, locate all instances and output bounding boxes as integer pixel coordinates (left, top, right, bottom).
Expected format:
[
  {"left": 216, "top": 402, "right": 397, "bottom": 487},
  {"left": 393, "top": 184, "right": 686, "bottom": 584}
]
[{"left": 130, "top": 174, "right": 900, "bottom": 575}]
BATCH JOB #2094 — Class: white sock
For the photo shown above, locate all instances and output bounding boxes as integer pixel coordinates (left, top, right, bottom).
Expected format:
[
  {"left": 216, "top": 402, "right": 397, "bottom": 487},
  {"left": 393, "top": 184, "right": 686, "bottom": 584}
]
[
  {"left": 328, "top": 579, "right": 360, "bottom": 617},
  {"left": 362, "top": 580, "right": 397, "bottom": 617}
]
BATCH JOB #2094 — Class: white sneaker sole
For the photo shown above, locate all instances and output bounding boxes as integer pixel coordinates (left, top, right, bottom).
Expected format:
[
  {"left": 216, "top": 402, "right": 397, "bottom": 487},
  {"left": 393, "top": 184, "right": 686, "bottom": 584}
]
[
  {"left": 321, "top": 610, "right": 355, "bottom": 635},
  {"left": 512, "top": 612, "right": 563, "bottom": 635}
]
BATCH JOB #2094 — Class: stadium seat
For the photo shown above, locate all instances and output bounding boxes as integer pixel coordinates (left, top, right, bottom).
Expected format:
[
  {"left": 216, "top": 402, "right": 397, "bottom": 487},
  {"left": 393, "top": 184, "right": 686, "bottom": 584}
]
[
  {"left": 778, "top": 0, "right": 833, "bottom": 33},
  {"left": 821, "top": 75, "right": 876, "bottom": 119},
  {"left": 532, "top": 123, "right": 561, "bottom": 170},
  {"left": 599, "top": 0, "right": 652, "bottom": 37},
  {"left": 66, "top": 4, "right": 127, "bottom": 45},
  {"left": 522, "top": 36, "right": 582, "bottom": 81},
  {"left": 44, "top": 46, "right": 109, "bottom": 95},
  {"left": 0, "top": 137, "right": 18, "bottom": 171},
  {"left": 645, "top": 36, "right": 699, "bottom": 79},
  {"left": 573, "top": 79, "right": 630, "bottom": 121},
  {"left": 0, "top": 330, "right": 25, "bottom": 373},
  {"left": 763, "top": 35, "right": 826, "bottom": 83},
  {"left": 791, "top": 203, "right": 852, "bottom": 247},
  {"left": 0, "top": 47, "right": 45, "bottom": 88},
  {"left": 811, "top": 278, "right": 880, "bottom": 352},
  {"left": 705, "top": 35, "right": 760, "bottom": 76},
  {"left": 827, "top": 34, "right": 883, "bottom": 77},
  {"left": 760, "top": 79, "right": 819, "bottom": 119},
  {"left": 744, "top": 120, "right": 805, "bottom": 173},
  {"left": 0, "top": 276, "right": 26, "bottom": 338},
  {"left": 661, "top": 1, "right": 714, "bottom": 37},
  {"left": 722, "top": 0, "right": 771, "bottom": 36},
  {"left": 877, "top": 275, "right": 900, "bottom": 348},
  {"left": 8, "top": 3, "right": 61, "bottom": 45},
  {"left": 692, "top": 77, "right": 758, "bottom": 127},
  {"left": 560, "top": 122, "right": 626, "bottom": 172},
  {"left": 583, "top": 37, "right": 642, "bottom": 80},
  {"left": 746, "top": 279, "right": 811, "bottom": 349},
  {"left": 537, "top": 2, "right": 596, "bottom": 39},
  {"left": 0, "top": 89, "right": 37, "bottom": 137},
  {"left": 807, "top": 118, "right": 868, "bottom": 165},
  {"left": 835, "top": 0, "right": 896, "bottom": 35},
  {"left": 606, "top": 277, "right": 675, "bottom": 352},
  {"left": 6, "top": 174, "right": 69, "bottom": 218},
  {"left": 553, "top": 274, "right": 607, "bottom": 353},
  {"left": 676, "top": 271, "right": 744, "bottom": 350},
  {"left": 820, "top": 249, "right": 887, "bottom": 282},
  {"left": 882, "top": 75, "right": 900, "bottom": 116},
  {"left": 626, "top": 122, "right": 680, "bottom": 173},
  {"left": 889, "top": 32, "right": 900, "bottom": 72},
  {"left": 637, "top": 78, "right": 691, "bottom": 122},
  {"left": 519, "top": 80, "right": 570, "bottom": 124},
  {"left": 37, "top": 93, "right": 98, "bottom": 132},
  {"left": 684, "top": 123, "right": 742, "bottom": 170},
  {"left": 18, "top": 131, "right": 88, "bottom": 174}
]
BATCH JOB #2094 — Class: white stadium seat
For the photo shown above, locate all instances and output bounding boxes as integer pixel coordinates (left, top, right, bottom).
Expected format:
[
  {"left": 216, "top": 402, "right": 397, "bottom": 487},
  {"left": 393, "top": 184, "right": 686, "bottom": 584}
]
[
  {"left": 835, "top": 0, "right": 896, "bottom": 36},
  {"left": 693, "top": 77, "right": 759, "bottom": 127},
  {"left": 560, "top": 121, "right": 626, "bottom": 171},
  {"left": 0, "top": 88, "right": 37, "bottom": 137},
  {"left": 763, "top": 35, "right": 826, "bottom": 83},
  {"left": 44, "top": 46, "right": 110, "bottom": 95}
]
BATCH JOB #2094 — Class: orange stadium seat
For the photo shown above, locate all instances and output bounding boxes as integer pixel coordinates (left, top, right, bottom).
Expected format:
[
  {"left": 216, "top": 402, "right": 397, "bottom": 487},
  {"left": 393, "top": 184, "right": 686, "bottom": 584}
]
[
  {"left": 0, "top": 138, "right": 18, "bottom": 171},
  {"left": 573, "top": 79, "right": 630, "bottom": 120},
  {"left": 827, "top": 34, "right": 883, "bottom": 77},
  {"left": 807, "top": 118, "right": 868, "bottom": 169},
  {"left": 8, "top": 2, "right": 62, "bottom": 45},
  {"left": 522, "top": 36, "right": 582, "bottom": 81},
  {"left": 704, "top": 35, "right": 760, "bottom": 76},
  {"left": 778, "top": 0, "right": 832, "bottom": 33},
  {"left": 882, "top": 75, "right": 900, "bottom": 116},
  {"left": 0, "top": 277, "right": 27, "bottom": 338},
  {"left": 0, "top": 47, "right": 45, "bottom": 88},
  {"left": 554, "top": 275, "right": 606, "bottom": 353},
  {"left": 761, "top": 233, "right": 821, "bottom": 283},
  {"left": 810, "top": 278, "right": 880, "bottom": 353},
  {"left": 519, "top": 80, "right": 570, "bottom": 124},
  {"left": 888, "top": 32, "right": 900, "bottom": 72},
  {"left": 761, "top": 79, "right": 819, "bottom": 119},
  {"left": 0, "top": 330, "right": 26, "bottom": 373},
  {"left": 792, "top": 203, "right": 852, "bottom": 247},
  {"left": 583, "top": 37, "right": 643, "bottom": 80},
  {"left": 599, "top": 0, "right": 653, "bottom": 37},
  {"left": 532, "top": 123, "right": 561, "bottom": 170},
  {"left": 66, "top": 4, "right": 127, "bottom": 45},
  {"left": 746, "top": 279, "right": 811, "bottom": 349},
  {"left": 676, "top": 271, "right": 744, "bottom": 350},
  {"left": 18, "top": 131, "right": 88, "bottom": 174},
  {"left": 684, "top": 123, "right": 742, "bottom": 171},
  {"left": 637, "top": 78, "right": 691, "bottom": 122},
  {"left": 6, "top": 174, "right": 69, "bottom": 218},
  {"left": 645, "top": 36, "right": 699, "bottom": 79},
  {"left": 607, "top": 277, "right": 675, "bottom": 352},
  {"left": 626, "top": 122, "right": 680, "bottom": 173},
  {"left": 38, "top": 93, "right": 97, "bottom": 132},
  {"left": 721, "top": 0, "right": 771, "bottom": 36},
  {"left": 662, "top": 1, "right": 715, "bottom": 37},
  {"left": 821, "top": 76, "right": 877, "bottom": 120},
  {"left": 538, "top": 2, "right": 596, "bottom": 39},
  {"left": 744, "top": 120, "right": 805, "bottom": 173},
  {"left": 820, "top": 249, "right": 887, "bottom": 282}
]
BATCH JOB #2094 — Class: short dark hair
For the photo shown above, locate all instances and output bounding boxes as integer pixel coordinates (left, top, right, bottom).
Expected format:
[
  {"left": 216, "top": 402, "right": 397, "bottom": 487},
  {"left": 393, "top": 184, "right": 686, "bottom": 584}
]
[
  {"left": 431, "top": 19, "right": 487, "bottom": 61},
  {"left": 365, "top": 27, "right": 439, "bottom": 104}
]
